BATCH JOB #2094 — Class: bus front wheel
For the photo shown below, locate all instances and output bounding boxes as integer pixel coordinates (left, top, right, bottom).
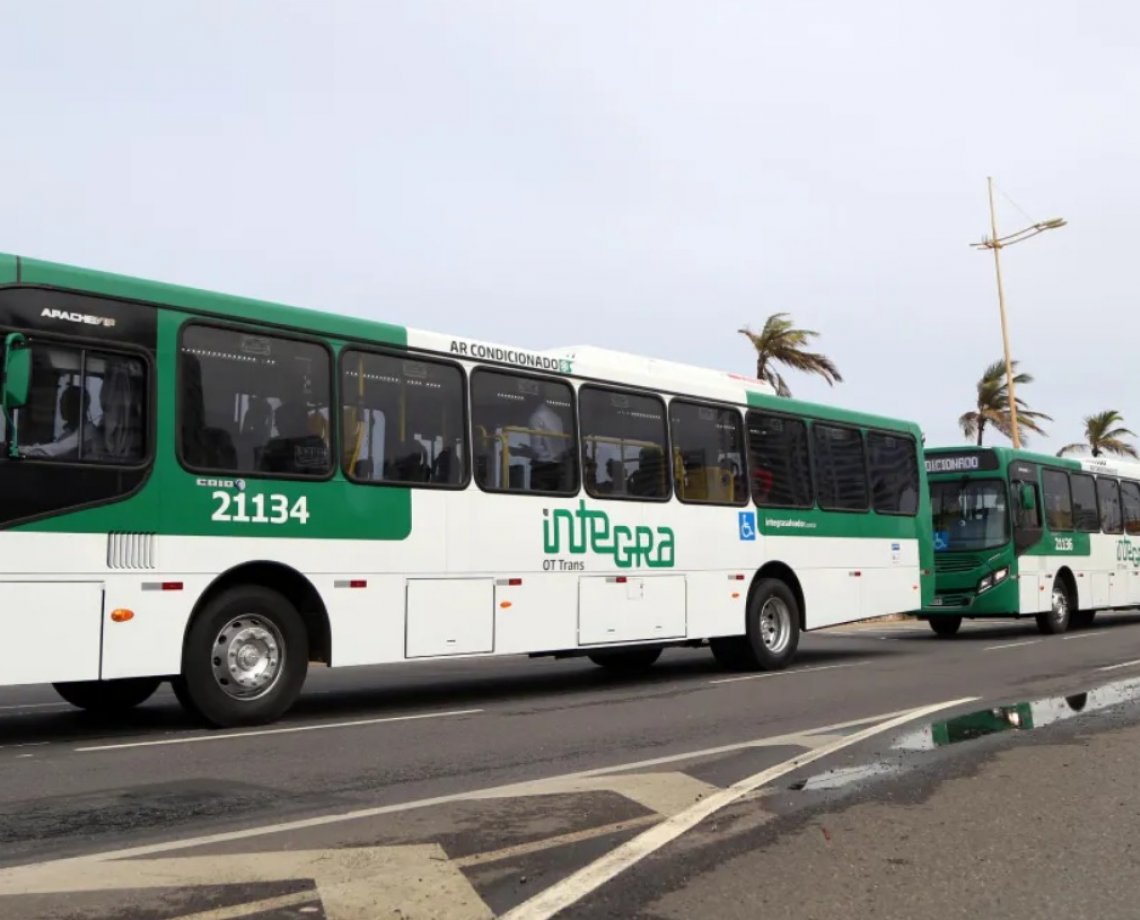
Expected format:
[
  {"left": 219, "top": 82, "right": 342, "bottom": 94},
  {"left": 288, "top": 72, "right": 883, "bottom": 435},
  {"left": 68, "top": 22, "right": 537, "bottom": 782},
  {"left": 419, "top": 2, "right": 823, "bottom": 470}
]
[
  {"left": 53, "top": 677, "right": 162, "bottom": 714},
  {"left": 174, "top": 585, "right": 309, "bottom": 728},
  {"left": 1036, "top": 580, "right": 1072, "bottom": 635},
  {"left": 928, "top": 616, "right": 962, "bottom": 638}
]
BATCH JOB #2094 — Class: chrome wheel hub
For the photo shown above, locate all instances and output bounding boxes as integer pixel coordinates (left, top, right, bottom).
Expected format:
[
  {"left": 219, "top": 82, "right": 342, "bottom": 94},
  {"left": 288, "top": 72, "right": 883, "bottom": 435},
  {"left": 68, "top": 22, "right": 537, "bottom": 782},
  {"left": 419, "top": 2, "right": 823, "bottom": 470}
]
[
  {"left": 211, "top": 615, "right": 284, "bottom": 701},
  {"left": 758, "top": 597, "right": 792, "bottom": 654}
]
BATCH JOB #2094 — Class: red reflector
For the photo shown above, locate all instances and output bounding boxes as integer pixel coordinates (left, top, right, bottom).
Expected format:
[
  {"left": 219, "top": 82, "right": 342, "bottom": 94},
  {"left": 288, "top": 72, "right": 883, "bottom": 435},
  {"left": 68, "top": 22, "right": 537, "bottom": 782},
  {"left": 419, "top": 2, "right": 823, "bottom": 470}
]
[
  {"left": 508, "top": 578, "right": 523, "bottom": 586},
  {"left": 851, "top": 571, "right": 862, "bottom": 578},
  {"left": 615, "top": 576, "right": 628, "bottom": 583},
  {"left": 349, "top": 579, "right": 367, "bottom": 589},
  {"left": 161, "top": 581, "right": 183, "bottom": 591},
  {"left": 733, "top": 574, "right": 745, "bottom": 581}
]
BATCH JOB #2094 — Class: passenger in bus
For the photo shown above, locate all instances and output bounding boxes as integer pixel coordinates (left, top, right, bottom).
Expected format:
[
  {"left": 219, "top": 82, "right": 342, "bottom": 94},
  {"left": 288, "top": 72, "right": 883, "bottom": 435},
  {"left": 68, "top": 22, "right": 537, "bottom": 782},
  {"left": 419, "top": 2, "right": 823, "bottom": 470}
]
[
  {"left": 628, "top": 446, "right": 665, "bottom": 496},
  {"left": 20, "top": 386, "right": 96, "bottom": 460},
  {"left": 523, "top": 399, "right": 567, "bottom": 491}
]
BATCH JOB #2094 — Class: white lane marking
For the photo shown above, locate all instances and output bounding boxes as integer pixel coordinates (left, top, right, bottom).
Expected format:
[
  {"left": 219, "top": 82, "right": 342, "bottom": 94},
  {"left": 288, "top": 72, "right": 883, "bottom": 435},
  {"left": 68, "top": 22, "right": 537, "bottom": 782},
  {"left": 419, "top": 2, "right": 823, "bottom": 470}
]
[
  {"left": 499, "top": 696, "right": 977, "bottom": 920},
  {"left": 75, "top": 708, "right": 482, "bottom": 752},
  {"left": 1062, "top": 632, "right": 1103, "bottom": 641},
  {"left": 709, "top": 660, "right": 866, "bottom": 685},
  {"left": 0, "top": 706, "right": 926, "bottom": 876},
  {"left": 0, "top": 702, "right": 71, "bottom": 712},
  {"left": 982, "top": 639, "right": 1041, "bottom": 652},
  {"left": 1098, "top": 658, "right": 1140, "bottom": 671}
]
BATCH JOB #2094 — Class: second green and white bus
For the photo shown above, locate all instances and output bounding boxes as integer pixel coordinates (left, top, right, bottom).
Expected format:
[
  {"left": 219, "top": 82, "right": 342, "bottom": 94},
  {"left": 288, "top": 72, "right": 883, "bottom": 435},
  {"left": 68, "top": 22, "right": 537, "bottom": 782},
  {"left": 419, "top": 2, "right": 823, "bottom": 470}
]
[
  {"left": 921, "top": 445, "right": 1140, "bottom": 636},
  {"left": 0, "top": 252, "right": 933, "bottom": 726}
]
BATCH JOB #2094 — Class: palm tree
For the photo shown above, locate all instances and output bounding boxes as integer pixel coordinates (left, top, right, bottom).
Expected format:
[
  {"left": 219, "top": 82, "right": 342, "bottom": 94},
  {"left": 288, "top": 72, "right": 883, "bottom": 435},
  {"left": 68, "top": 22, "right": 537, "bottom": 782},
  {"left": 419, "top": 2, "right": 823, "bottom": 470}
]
[
  {"left": 959, "top": 359, "right": 1051, "bottom": 446},
  {"left": 1057, "top": 410, "right": 1138, "bottom": 458},
  {"left": 738, "top": 313, "right": 842, "bottom": 397}
]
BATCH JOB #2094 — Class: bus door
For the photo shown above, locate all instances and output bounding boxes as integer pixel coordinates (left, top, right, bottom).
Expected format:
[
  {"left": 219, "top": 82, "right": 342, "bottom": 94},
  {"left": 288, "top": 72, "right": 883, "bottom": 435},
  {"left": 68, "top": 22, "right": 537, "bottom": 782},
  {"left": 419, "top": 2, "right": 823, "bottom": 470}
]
[{"left": 1010, "top": 461, "right": 1046, "bottom": 614}]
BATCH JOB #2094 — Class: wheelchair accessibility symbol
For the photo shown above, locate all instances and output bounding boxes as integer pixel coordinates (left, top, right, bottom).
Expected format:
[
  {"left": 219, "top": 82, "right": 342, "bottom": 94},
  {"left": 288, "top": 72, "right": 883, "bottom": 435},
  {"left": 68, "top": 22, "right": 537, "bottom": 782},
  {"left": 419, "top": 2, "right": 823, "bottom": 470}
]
[
  {"left": 933, "top": 531, "right": 950, "bottom": 552},
  {"left": 738, "top": 511, "right": 757, "bottom": 541}
]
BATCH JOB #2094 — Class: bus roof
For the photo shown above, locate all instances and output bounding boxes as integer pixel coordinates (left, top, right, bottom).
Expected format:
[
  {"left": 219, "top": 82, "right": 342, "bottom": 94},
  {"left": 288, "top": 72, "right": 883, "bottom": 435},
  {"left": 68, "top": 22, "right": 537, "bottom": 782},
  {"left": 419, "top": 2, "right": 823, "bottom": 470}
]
[{"left": 2, "top": 250, "right": 922, "bottom": 434}]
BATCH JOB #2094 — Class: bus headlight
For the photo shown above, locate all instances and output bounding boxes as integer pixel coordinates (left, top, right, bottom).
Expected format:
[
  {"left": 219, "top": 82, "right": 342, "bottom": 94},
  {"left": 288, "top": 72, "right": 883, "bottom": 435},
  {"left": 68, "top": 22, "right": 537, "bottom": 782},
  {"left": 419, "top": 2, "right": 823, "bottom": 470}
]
[{"left": 977, "top": 567, "right": 1009, "bottom": 594}]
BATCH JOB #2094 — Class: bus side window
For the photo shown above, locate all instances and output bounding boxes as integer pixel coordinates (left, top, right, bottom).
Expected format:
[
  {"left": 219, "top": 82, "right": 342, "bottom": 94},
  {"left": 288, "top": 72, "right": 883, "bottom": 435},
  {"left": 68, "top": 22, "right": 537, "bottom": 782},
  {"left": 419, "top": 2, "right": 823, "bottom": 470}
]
[
  {"left": 341, "top": 351, "right": 466, "bottom": 488},
  {"left": 179, "top": 325, "right": 331, "bottom": 478},
  {"left": 668, "top": 400, "right": 745, "bottom": 505},
  {"left": 812, "top": 423, "right": 868, "bottom": 512},
  {"left": 1070, "top": 473, "right": 1100, "bottom": 533},
  {"left": 1042, "top": 469, "right": 1073, "bottom": 532},
  {"left": 1097, "top": 477, "right": 1123, "bottom": 534},
  {"left": 867, "top": 431, "right": 918, "bottom": 516},
  {"left": 580, "top": 386, "right": 669, "bottom": 500},
  {"left": 1121, "top": 481, "right": 1140, "bottom": 535},
  {"left": 470, "top": 369, "right": 577, "bottom": 495},
  {"left": 745, "top": 412, "right": 812, "bottom": 508}
]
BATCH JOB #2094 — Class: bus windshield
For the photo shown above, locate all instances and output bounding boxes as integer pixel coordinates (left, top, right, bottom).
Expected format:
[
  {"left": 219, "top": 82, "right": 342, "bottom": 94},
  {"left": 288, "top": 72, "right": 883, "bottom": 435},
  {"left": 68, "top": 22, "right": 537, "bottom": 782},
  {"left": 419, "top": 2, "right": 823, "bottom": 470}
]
[{"left": 930, "top": 478, "right": 1009, "bottom": 552}]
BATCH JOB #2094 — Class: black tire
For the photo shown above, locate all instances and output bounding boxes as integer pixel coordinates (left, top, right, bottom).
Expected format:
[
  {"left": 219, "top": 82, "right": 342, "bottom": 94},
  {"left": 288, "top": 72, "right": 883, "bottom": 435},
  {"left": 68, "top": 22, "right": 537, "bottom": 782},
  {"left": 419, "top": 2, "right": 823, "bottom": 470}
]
[
  {"left": 53, "top": 677, "right": 162, "bottom": 714},
  {"left": 173, "top": 585, "right": 308, "bottom": 728},
  {"left": 1036, "top": 578, "right": 1072, "bottom": 635},
  {"left": 711, "top": 578, "right": 801, "bottom": 671},
  {"left": 588, "top": 648, "right": 662, "bottom": 671},
  {"left": 1071, "top": 609, "right": 1097, "bottom": 629},
  {"left": 928, "top": 616, "right": 962, "bottom": 638}
]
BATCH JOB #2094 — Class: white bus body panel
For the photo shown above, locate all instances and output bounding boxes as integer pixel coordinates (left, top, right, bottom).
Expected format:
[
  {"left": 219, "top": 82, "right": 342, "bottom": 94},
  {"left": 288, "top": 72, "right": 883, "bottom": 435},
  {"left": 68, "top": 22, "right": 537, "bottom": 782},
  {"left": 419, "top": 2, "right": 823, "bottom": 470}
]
[{"left": 0, "top": 581, "right": 103, "bottom": 684}]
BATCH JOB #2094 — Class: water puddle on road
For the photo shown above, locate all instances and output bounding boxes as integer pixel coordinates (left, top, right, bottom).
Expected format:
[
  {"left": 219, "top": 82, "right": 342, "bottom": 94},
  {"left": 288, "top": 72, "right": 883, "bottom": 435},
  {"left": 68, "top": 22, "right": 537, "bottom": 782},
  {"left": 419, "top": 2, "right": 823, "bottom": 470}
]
[
  {"left": 789, "top": 762, "right": 902, "bottom": 791},
  {"left": 893, "top": 677, "right": 1140, "bottom": 751}
]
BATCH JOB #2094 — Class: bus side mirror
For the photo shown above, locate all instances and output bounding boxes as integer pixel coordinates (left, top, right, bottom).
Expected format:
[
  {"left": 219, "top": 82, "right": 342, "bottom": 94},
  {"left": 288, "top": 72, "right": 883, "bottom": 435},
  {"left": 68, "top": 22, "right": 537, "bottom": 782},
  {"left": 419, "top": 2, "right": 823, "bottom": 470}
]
[
  {"left": 2, "top": 333, "right": 30, "bottom": 411},
  {"left": 1020, "top": 483, "right": 1035, "bottom": 512}
]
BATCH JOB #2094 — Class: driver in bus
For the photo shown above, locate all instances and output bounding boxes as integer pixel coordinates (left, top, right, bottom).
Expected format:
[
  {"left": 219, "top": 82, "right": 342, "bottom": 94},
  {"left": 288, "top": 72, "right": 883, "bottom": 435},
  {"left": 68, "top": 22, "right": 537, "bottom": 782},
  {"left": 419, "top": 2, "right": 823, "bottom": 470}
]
[{"left": 21, "top": 385, "right": 97, "bottom": 460}]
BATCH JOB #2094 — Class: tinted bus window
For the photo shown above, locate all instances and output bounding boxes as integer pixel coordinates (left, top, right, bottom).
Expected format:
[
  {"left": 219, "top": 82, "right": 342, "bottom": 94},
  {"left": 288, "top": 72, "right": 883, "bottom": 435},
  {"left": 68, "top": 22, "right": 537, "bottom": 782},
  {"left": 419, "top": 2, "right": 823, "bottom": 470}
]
[
  {"left": 1042, "top": 469, "right": 1073, "bottom": 531},
  {"left": 1122, "top": 481, "right": 1140, "bottom": 535},
  {"left": 812, "top": 423, "right": 868, "bottom": 511},
  {"left": 471, "top": 369, "right": 577, "bottom": 495},
  {"left": 341, "top": 351, "right": 466, "bottom": 487},
  {"left": 1097, "top": 478, "right": 1123, "bottom": 534},
  {"left": 580, "top": 386, "right": 669, "bottom": 500},
  {"left": 180, "top": 325, "right": 331, "bottom": 476},
  {"left": 669, "top": 401, "right": 746, "bottom": 505},
  {"left": 1071, "top": 473, "right": 1100, "bottom": 532},
  {"left": 746, "top": 412, "right": 812, "bottom": 507},
  {"left": 11, "top": 345, "right": 146, "bottom": 465},
  {"left": 867, "top": 432, "right": 918, "bottom": 515}
]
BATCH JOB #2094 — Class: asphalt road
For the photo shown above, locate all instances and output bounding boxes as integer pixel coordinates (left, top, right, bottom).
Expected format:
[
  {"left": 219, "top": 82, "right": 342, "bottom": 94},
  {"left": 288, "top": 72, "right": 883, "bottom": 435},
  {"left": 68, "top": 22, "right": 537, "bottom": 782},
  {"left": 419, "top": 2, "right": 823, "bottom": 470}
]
[{"left": 4, "top": 612, "right": 1140, "bottom": 919}]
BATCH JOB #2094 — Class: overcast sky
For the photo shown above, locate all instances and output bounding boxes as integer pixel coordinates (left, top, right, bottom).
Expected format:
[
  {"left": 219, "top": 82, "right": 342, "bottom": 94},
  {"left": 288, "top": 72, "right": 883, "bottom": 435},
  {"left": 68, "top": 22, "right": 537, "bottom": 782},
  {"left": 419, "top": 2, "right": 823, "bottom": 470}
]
[{"left": 3, "top": 1, "right": 1136, "bottom": 455}]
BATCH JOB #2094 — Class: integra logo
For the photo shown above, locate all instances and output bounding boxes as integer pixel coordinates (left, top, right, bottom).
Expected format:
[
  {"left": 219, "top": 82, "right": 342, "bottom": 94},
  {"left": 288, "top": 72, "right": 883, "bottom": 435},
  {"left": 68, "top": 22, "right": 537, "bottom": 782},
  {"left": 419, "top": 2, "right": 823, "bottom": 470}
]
[{"left": 40, "top": 307, "right": 117, "bottom": 328}]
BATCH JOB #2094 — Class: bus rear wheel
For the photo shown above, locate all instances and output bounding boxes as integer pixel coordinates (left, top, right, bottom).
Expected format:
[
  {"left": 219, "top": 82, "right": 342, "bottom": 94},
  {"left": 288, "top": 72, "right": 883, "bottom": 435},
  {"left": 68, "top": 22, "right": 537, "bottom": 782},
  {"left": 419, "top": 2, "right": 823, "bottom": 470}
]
[
  {"left": 174, "top": 586, "right": 308, "bottom": 728},
  {"left": 588, "top": 648, "right": 662, "bottom": 671},
  {"left": 53, "top": 677, "right": 162, "bottom": 714},
  {"left": 711, "top": 578, "right": 800, "bottom": 671},
  {"left": 1036, "top": 580, "right": 1072, "bottom": 635},
  {"left": 928, "top": 616, "right": 962, "bottom": 638}
]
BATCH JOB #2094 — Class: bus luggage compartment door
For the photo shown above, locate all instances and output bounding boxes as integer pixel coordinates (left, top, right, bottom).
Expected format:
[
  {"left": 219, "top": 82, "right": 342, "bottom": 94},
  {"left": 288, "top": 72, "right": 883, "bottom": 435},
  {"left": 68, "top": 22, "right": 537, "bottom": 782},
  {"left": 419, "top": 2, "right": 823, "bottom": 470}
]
[
  {"left": 577, "top": 574, "right": 687, "bottom": 645},
  {"left": 405, "top": 578, "right": 495, "bottom": 658},
  {"left": 0, "top": 581, "right": 103, "bottom": 685}
]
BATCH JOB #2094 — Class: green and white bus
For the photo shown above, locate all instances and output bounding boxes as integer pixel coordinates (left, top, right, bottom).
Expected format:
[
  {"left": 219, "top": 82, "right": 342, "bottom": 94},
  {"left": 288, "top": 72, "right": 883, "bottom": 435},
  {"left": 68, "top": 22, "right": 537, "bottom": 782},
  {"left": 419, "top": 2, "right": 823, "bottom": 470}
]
[
  {"left": 921, "top": 445, "right": 1140, "bottom": 636},
  {"left": 0, "top": 252, "right": 933, "bottom": 726}
]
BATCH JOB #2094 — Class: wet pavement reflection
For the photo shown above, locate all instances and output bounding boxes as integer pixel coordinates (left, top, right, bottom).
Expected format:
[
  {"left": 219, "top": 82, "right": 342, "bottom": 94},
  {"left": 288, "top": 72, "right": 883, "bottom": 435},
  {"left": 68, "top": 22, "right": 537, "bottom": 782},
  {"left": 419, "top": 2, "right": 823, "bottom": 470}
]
[{"left": 894, "top": 677, "right": 1140, "bottom": 751}]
